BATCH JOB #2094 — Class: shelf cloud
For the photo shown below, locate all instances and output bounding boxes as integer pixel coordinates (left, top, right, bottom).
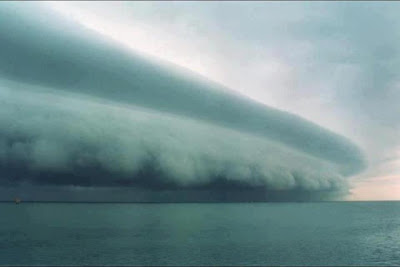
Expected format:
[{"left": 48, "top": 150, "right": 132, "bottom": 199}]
[{"left": 0, "top": 2, "right": 366, "bottom": 201}]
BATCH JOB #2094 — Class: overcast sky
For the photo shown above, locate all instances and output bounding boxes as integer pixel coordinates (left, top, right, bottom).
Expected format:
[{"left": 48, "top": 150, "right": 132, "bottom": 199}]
[{"left": 44, "top": 1, "right": 400, "bottom": 200}]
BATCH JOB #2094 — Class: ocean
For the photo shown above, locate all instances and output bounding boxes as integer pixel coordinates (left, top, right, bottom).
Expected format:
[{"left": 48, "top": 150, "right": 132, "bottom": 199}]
[{"left": 1, "top": 202, "right": 399, "bottom": 266}]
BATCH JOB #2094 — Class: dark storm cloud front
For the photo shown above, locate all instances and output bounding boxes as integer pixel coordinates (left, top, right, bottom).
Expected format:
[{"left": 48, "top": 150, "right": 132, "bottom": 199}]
[{"left": 0, "top": 2, "right": 366, "bottom": 201}]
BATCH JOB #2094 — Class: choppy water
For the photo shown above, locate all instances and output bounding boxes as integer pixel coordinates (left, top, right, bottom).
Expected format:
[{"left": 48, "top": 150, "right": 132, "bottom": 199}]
[{"left": 0, "top": 202, "right": 399, "bottom": 266}]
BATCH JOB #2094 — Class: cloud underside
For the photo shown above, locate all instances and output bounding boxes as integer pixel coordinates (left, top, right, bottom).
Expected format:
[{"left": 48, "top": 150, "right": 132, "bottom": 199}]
[
  {"left": 0, "top": 2, "right": 366, "bottom": 201},
  {"left": 1, "top": 81, "right": 349, "bottom": 200}
]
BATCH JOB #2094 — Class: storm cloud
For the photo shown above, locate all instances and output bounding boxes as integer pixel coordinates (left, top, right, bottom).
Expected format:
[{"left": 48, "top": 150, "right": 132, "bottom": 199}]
[{"left": 0, "top": 2, "right": 366, "bottom": 201}]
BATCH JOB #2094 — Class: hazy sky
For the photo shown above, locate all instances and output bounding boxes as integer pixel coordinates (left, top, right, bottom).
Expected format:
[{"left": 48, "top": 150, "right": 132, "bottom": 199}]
[
  {"left": 0, "top": 1, "right": 398, "bottom": 201},
  {"left": 45, "top": 1, "right": 400, "bottom": 200}
]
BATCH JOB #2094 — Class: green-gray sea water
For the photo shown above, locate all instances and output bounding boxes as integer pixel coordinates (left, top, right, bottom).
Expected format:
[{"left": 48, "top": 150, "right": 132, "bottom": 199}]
[{"left": 1, "top": 202, "right": 399, "bottom": 266}]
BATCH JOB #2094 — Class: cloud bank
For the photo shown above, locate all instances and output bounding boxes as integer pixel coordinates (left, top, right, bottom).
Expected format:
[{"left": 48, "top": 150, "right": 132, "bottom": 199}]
[
  {"left": 0, "top": 2, "right": 366, "bottom": 201},
  {"left": 54, "top": 1, "right": 400, "bottom": 199}
]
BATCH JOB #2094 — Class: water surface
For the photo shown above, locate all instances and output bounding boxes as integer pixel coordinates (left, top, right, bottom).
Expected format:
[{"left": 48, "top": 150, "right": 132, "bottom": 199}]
[{"left": 1, "top": 202, "right": 399, "bottom": 265}]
